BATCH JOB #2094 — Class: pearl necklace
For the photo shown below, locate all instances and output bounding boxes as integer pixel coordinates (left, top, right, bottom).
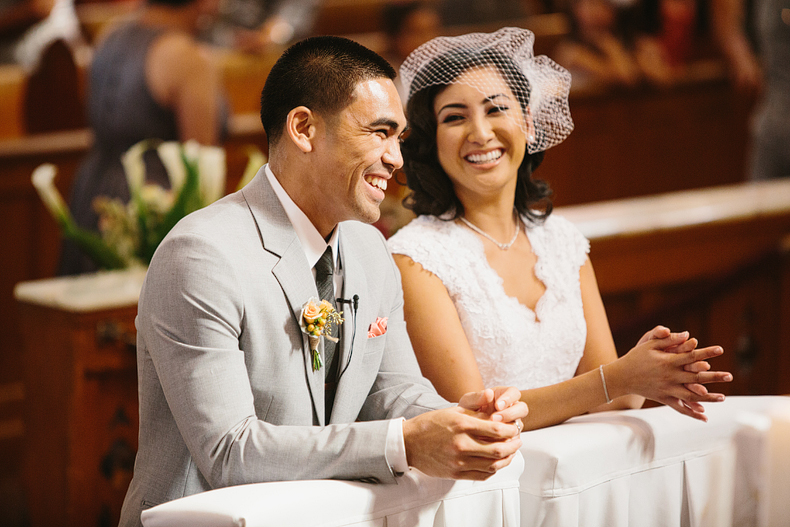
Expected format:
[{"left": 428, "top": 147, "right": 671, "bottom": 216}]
[{"left": 459, "top": 211, "right": 521, "bottom": 250}]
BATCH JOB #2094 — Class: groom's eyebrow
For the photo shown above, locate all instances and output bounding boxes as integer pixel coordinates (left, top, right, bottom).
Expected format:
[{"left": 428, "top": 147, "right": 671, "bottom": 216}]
[
  {"left": 369, "top": 117, "right": 406, "bottom": 135},
  {"left": 370, "top": 117, "right": 401, "bottom": 129}
]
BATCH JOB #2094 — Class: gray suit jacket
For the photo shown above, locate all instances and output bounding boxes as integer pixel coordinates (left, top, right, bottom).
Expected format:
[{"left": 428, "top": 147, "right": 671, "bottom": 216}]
[{"left": 119, "top": 167, "right": 450, "bottom": 527}]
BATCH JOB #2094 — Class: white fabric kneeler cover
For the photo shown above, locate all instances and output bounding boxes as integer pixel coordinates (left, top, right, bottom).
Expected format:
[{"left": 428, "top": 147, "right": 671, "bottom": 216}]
[
  {"left": 140, "top": 452, "right": 523, "bottom": 527},
  {"left": 516, "top": 398, "right": 770, "bottom": 527}
]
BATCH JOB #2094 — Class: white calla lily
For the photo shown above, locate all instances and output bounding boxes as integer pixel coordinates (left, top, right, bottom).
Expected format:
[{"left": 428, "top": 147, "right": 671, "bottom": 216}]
[
  {"left": 157, "top": 141, "right": 187, "bottom": 192},
  {"left": 237, "top": 147, "right": 266, "bottom": 191},
  {"left": 122, "top": 139, "right": 151, "bottom": 197},
  {"left": 31, "top": 163, "right": 70, "bottom": 223},
  {"left": 197, "top": 145, "right": 226, "bottom": 204}
]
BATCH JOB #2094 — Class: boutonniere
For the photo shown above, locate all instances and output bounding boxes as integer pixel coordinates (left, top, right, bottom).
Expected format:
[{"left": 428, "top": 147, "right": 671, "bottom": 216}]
[{"left": 300, "top": 297, "right": 344, "bottom": 371}]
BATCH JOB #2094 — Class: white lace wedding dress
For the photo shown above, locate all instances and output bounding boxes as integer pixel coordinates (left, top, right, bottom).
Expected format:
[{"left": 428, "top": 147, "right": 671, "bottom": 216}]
[{"left": 388, "top": 214, "right": 590, "bottom": 389}]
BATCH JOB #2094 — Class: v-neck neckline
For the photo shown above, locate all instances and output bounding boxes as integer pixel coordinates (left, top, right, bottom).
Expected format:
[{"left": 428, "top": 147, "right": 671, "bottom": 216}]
[{"left": 458, "top": 217, "right": 548, "bottom": 322}]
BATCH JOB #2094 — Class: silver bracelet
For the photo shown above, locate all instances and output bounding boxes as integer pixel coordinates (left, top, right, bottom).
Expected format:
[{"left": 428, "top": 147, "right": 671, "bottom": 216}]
[{"left": 599, "top": 364, "right": 612, "bottom": 404}]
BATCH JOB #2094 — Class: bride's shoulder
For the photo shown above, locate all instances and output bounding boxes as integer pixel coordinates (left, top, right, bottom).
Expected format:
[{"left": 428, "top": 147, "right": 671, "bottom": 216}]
[
  {"left": 390, "top": 215, "right": 454, "bottom": 242},
  {"left": 526, "top": 213, "right": 590, "bottom": 263},
  {"left": 529, "top": 213, "right": 585, "bottom": 238},
  {"left": 388, "top": 215, "right": 460, "bottom": 256}
]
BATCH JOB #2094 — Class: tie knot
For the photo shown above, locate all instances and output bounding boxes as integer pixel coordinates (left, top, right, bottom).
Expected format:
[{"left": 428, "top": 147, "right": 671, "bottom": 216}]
[{"left": 315, "top": 247, "right": 334, "bottom": 280}]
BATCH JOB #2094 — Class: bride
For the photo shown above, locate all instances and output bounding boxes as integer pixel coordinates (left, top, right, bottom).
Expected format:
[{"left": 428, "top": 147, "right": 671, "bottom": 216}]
[{"left": 388, "top": 28, "right": 732, "bottom": 430}]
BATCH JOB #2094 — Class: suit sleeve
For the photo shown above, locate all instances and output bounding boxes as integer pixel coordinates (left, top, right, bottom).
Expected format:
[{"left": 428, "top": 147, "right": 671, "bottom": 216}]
[{"left": 356, "top": 230, "right": 454, "bottom": 422}]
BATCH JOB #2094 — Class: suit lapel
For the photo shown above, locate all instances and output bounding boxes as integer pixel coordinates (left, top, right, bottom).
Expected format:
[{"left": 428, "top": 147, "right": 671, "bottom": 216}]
[
  {"left": 242, "top": 167, "right": 326, "bottom": 425},
  {"left": 330, "top": 224, "right": 369, "bottom": 423}
]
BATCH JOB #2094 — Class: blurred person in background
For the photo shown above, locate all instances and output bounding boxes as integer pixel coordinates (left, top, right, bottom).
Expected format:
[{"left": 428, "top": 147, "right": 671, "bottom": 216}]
[
  {"left": 554, "top": 0, "right": 674, "bottom": 89},
  {"left": 438, "top": 0, "right": 530, "bottom": 26},
  {"left": 382, "top": 0, "right": 442, "bottom": 101},
  {"left": 58, "top": 0, "right": 229, "bottom": 275},
  {"left": 208, "top": 0, "right": 320, "bottom": 52},
  {"left": 712, "top": 0, "right": 790, "bottom": 180},
  {"left": 374, "top": 1, "right": 442, "bottom": 237}
]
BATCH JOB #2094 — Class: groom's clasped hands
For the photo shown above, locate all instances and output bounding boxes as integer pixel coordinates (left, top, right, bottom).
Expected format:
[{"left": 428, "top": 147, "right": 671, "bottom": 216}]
[{"left": 402, "top": 387, "right": 527, "bottom": 481}]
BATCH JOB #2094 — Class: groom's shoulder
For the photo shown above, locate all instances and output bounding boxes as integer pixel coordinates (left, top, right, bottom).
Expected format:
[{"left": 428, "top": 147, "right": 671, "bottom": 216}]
[
  {"left": 170, "top": 191, "right": 250, "bottom": 238},
  {"left": 339, "top": 220, "right": 388, "bottom": 245}
]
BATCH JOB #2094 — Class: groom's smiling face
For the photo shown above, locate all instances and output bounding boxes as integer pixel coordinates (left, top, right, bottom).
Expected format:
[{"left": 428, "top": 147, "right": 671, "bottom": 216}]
[{"left": 312, "top": 78, "right": 407, "bottom": 228}]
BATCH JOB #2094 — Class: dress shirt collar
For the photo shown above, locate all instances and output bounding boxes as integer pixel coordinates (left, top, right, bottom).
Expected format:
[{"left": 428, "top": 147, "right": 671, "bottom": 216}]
[{"left": 264, "top": 164, "right": 339, "bottom": 270}]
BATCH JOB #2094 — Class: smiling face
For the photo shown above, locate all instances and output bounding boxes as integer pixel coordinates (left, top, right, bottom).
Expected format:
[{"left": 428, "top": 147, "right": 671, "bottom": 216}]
[
  {"left": 312, "top": 78, "right": 407, "bottom": 232},
  {"left": 433, "top": 66, "right": 531, "bottom": 204}
]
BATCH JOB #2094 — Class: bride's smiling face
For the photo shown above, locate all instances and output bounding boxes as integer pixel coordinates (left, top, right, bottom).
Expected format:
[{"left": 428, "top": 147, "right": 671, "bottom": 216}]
[{"left": 433, "top": 66, "right": 532, "bottom": 202}]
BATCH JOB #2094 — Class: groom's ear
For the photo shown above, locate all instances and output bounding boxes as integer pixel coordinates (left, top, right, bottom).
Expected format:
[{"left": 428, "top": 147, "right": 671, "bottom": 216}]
[{"left": 285, "top": 106, "right": 317, "bottom": 153}]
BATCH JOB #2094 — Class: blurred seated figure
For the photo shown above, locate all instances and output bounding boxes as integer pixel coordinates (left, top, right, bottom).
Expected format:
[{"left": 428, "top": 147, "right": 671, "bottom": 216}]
[
  {"left": 382, "top": 1, "right": 442, "bottom": 102},
  {"left": 553, "top": 0, "right": 673, "bottom": 89},
  {"left": 438, "top": 0, "right": 529, "bottom": 27},
  {"left": 58, "top": 0, "right": 229, "bottom": 275},
  {"left": 206, "top": 0, "right": 320, "bottom": 52},
  {"left": 653, "top": 0, "right": 697, "bottom": 68},
  {"left": 712, "top": 0, "right": 790, "bottom": 180}
]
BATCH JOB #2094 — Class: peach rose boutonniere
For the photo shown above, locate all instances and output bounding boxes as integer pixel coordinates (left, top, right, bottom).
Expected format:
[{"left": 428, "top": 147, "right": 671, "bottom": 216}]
[
  {"left": 300, "top": 297, "right": 344, "bottom": 371},
  {"left": 368, "top": 317, "right": 388, "bottom": 338}
]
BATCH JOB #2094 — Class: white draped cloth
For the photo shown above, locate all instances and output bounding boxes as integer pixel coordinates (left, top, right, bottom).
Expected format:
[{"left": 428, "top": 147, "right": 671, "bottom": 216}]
[{"left": 140, "top": 452, "right": 524, "bottom": 527}]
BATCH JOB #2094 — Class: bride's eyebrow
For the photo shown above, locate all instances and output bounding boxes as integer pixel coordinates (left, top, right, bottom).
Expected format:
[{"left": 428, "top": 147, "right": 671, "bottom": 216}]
[
  {"left": 437, "top": 102, "right": 467, "bottom": 113},
  {"left": 486, "top": 93, "right": 511, "bottom": 103}
]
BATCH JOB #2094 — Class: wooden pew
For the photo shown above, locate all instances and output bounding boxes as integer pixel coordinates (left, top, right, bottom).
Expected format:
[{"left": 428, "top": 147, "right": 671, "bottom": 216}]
[{"left": 0, "top": 65, "right": 27, "bottom": 139}]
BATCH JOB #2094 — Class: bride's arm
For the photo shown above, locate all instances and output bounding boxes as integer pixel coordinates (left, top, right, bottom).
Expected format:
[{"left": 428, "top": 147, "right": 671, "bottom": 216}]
[
  {"left": 576, "top": 257, "right": 733, "bottom": 421},
  {"left": 575, "top": 257, "right": 645, "bottom": 413},
  {"left": 393, "top": 254, "right": 486, "bottom": 402}
]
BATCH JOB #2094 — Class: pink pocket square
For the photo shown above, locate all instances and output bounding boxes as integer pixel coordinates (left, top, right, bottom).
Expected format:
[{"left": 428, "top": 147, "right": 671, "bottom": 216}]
[{"left": 368, "top": 317, "right": 388, "bottom": 338}]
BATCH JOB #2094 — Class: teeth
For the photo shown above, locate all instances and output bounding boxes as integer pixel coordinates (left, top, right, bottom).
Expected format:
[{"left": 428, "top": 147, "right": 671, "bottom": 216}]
[
  {"left": 466, "top": 150, "right": 503, "bottom": 164},
  {"left": 365, "top": 175, "right": 387, "bottom": 191}
]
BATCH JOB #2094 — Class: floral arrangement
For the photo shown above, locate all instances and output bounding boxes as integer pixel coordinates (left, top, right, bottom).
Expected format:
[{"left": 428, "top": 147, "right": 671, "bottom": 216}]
[
  {"left": 32, "top": 139, "right": 264, "bottom": 270},
  {"left": 300, "top": 297, "right": 344, "bottom": 371}
]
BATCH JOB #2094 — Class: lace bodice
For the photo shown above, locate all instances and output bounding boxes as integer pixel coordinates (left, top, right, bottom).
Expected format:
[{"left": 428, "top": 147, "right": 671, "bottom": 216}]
[{"left": 388, "top": 214, "right": 590, "bottom": 389}]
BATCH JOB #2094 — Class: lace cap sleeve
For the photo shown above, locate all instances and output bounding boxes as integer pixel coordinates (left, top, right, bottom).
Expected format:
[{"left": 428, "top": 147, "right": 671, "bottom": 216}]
[
  {"left": 387, "top": 216, "right": 465, "bottom": 286},
  {"left": 540, "top": 214, "right": 590, "bottom": 269}
]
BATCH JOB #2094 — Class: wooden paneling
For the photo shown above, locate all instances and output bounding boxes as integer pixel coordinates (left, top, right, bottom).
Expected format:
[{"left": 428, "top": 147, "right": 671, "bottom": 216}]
[
  {"left": 18, "top": 301, "right": 139, "bottom": 527},
  {"left": 540, "top": 68, "right": 752, "bottom": 207},
  {"left": 0, "top": 65, "right": 26, "bottom": 139}
]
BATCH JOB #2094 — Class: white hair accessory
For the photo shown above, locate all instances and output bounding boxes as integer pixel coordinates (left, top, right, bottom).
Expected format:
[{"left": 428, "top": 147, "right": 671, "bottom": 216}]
[{"left": 399, "top": 27, "right": 574, "bottom": 153}]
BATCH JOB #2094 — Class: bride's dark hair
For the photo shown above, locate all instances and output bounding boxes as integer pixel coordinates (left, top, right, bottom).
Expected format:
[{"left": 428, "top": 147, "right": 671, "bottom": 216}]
[{"left": 400, "top": 48, "right": 553, "bottom": 224}]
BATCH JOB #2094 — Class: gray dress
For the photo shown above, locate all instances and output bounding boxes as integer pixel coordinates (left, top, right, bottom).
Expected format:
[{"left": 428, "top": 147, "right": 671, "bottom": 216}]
[{"left": 59, "top": 22, "right": 228, "bottom": 275}]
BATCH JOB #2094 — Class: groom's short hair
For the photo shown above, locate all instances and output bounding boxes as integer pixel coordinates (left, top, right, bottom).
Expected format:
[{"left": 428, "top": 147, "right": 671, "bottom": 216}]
[{"left": 260, "top": 35, "right": 397, "bottom": 146}]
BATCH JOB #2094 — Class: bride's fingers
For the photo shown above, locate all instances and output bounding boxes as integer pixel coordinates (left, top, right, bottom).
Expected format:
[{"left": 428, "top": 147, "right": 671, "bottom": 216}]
[
  {"left": 680, "top": 370, "right": 732, "bottom": 385},
  {"left": 684, "top": 383, "right": 708, "bottom": 396},
  {"left": 652, "top": 334, "right": 696, "bottom": 352},
  {"left": 664, "top": 397, "right": 708, "bottom": 421},
  {"left": 676, "top": 346, "right": 724, "bottom": 365},
  {"left": 684, "top": 361, "right": 711, "bottom": 373}
]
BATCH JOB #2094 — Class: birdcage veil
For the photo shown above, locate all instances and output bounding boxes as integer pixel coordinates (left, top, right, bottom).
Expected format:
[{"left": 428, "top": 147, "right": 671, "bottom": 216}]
[{"left": 399, "top": 27, "right": 573, "bottom": 153}]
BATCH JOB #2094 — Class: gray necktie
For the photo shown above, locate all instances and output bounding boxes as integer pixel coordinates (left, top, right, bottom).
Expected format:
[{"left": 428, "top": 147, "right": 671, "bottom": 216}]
[{"left": 314, "top": 247, "right": 339, "bottom": 419}]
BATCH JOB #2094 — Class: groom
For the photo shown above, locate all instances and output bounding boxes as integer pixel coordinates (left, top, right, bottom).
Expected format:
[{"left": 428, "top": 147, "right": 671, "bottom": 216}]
[{"left": 119, "top": 35, "right": 527, "bottom": 526}]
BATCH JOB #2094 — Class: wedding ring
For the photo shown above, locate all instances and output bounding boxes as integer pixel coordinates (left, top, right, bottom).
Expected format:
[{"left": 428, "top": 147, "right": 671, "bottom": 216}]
[{"left": 515, "top": 420, "right": 523, "bottom": 434}]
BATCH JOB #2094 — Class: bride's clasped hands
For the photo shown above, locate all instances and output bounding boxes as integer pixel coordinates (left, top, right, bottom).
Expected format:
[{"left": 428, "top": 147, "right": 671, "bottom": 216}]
[{"left": 604, "top": 325, "right": 732, "bottom": 422}]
